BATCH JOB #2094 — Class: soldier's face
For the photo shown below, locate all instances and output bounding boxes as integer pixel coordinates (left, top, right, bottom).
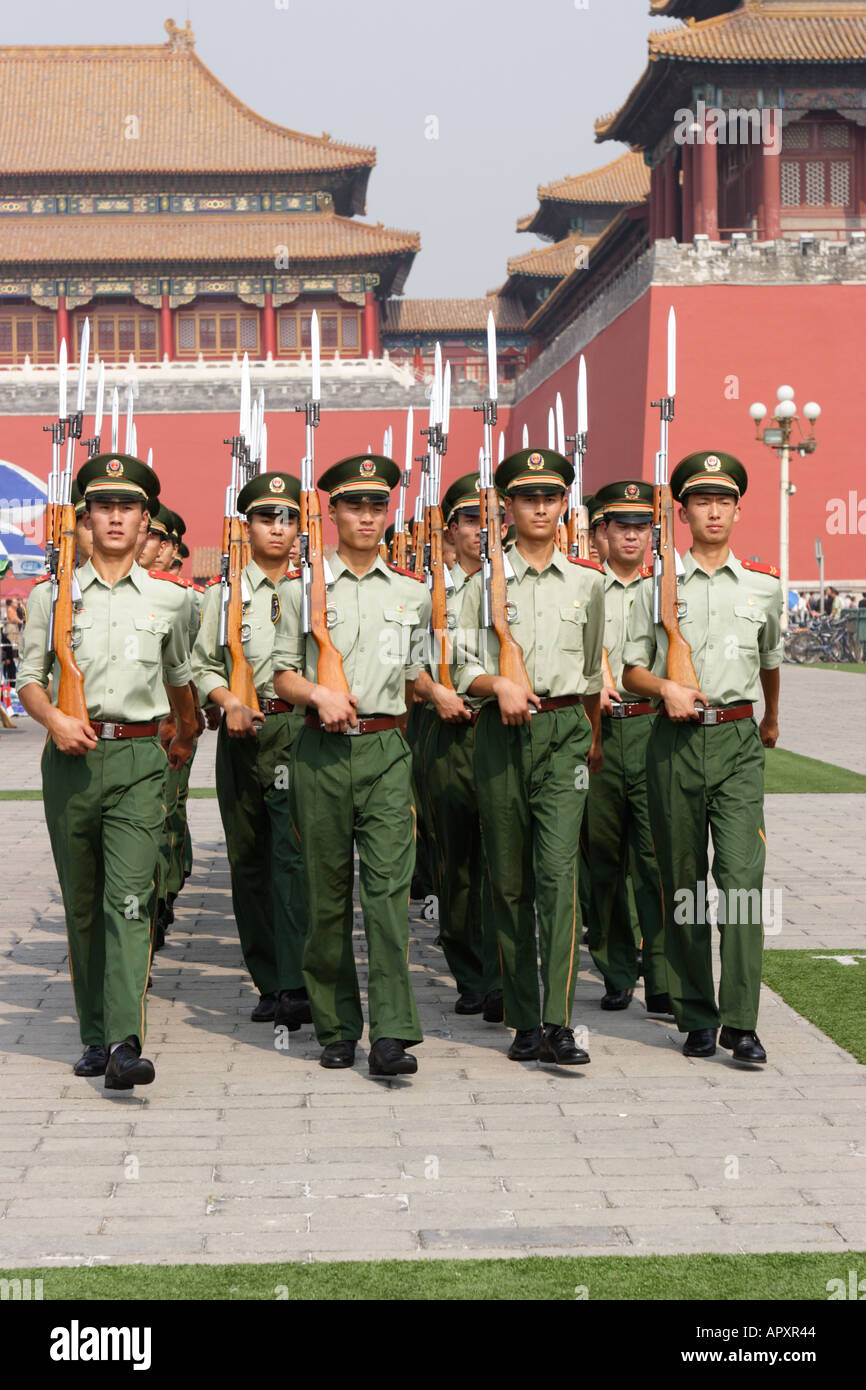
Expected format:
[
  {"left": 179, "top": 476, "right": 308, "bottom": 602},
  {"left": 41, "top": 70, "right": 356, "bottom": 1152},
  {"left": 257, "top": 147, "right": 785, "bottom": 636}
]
[
  {"left": 590, "top": 526, "right": 608, "bottom": 562},
  {"left": 449, "top": 511, "right": 481, "bottom": 565},
  {"left": 136, "top": 529, "right": 163, "bottom": 568},
  {"left": 679, "top": 492, "right": 740, "bottom": 545},
  {"left": 247, "top": 509, "right": 298, "bottom": 564},
  {"left": 602, "top": 518, "right": 652, "bottom": 567},
  {"left": 75, "top": 517, "right": 93, "bottom": 562},
  {"left": 86, "top": 500, "right": 146, "bottom": 554},
  {"left": 510, "top": 490, "right": 567, "bottom": 544},
  {"left": 330, "top": 497, "right": 388, "bottom": 551}
]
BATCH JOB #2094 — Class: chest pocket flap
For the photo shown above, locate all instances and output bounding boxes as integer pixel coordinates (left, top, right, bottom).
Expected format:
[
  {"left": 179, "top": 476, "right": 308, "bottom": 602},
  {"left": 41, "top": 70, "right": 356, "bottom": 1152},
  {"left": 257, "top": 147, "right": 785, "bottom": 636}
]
[
  {"left": 733, "top": 602, "right": 764, "bottom": 640},
  {"left": 133, "top": 615, "right": 169, "bottom": 663},
  {"left": 559, "top": 604, "right": 587, "bottom": 651}
]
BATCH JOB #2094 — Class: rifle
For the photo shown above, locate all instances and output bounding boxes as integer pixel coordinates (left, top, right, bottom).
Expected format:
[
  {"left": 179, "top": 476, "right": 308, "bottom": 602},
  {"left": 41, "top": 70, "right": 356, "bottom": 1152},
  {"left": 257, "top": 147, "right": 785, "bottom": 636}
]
[
  {"left": 391, "top": 407, "right": 413, "bottom": 568},
  {"left": 474, "top": 312, "right": 532, "bottom": 692},
  {"left": 294, "top": 311, "right": 350, "bottom": 695},
  {"left": 410, "top": 386, "right": 434, "bottom": 578},
  {"left": 219, "top": 353, "right": 262, "bottom": 723},
  {"left": 651, "top": 308, "right": 699, "bottom": 690},
  {"left": 48, "top": 321, "right": 90, "bottom": 721},
  {"left": 425, "top": 347, "right": 455, "bottom": 689},
  {"left": 378, "top": 425, "right": 393, "bottom": 560},
  {"left": 565, "top": 356, "right": 616, "bottom": 690},
  {"left": 554, "top": 393, "right": 568, "bottom": 555}
]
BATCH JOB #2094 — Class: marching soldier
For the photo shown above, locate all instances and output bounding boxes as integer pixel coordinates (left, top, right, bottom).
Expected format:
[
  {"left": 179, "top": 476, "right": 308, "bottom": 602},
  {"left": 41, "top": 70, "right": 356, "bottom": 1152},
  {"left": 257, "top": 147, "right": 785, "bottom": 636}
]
[
  {"left": 413, "top": 472, "right": 503, "bottom": 1020},
  {"left": 151, "top": 508, "right": 204, "bottom": 947},
  {"left": 622, "top": 451, "right": 782, "bottom": 1062},
  {"left": 16, "top": 453, "right": 197, "bottom": 1088},
  {"left": 273, "top": 453, "right": 431, "bottom": 1077},
  {"left": 585, "top": 480, "right": 670, "bottom": 1015},
  {"left": 191, "top": 472, "right": 310, "bottom": 1028},
  {"left": 453, "top": 447, "right": 604, "bottom": 1065}
]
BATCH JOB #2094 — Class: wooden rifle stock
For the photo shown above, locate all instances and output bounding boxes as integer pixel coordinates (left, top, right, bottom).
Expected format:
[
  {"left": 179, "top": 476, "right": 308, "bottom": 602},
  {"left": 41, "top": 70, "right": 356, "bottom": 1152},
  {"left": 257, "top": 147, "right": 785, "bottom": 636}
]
[
  {"left": 574, "top": 507, "right": 615, "bottom": 687},
  {"left": 393, "top": 528, "right": 409, "bottom": 569},
  {"left": 554, "top": 521, "right": 568, "bottom": 555},
  {"left": 655, "top": 482, "right": 700, "bottom": 688},
  {"left": 481, "top": 485, "right": 532, "bottom": 691},
  {"left": 225, "top": 516, "right": 261, "bottom": 714},
  {"left": 411, "top": 514, "right": 426, "bottom": 580},
  {"left": 300, "top": 486, "right": 350, "bottom": 694},
  {"left": 52, "top": 503, "right": 89, "bottom": 722},
  {"left": 428, "top": 504, "right": 455, "bottom": 690}
]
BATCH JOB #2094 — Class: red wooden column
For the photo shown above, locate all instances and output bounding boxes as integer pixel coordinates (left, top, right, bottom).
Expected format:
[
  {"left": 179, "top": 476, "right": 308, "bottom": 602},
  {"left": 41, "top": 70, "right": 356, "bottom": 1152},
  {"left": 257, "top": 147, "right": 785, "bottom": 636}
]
[
  {"left": 760, "top": 109, "right": 782, "bottom": 240},
  {"left": 56, "top": 294, "right": 69, "bottom": 353},
  {"left": 664, "top": 149, "right": 678, "bottom": 239},
  {"left": 650, "top": 163, "right": 662, "bottom": 242},
  {"left": 412, "top": 344, "right": 423, "bottom": 378},
  {"left": 362, "top": 291, "right": 380, "bottom": 358},
  {"left": 698, "top": 136, "right": 719, "bottom": 239},
  {"left": 263, "top": 292, "right": 276, "bottom": 358},
  {"left": 681, "top": 141, "right": 694, "bottom": 242},
  {"left": 160, "top": 293, "right": 174, "bottom": 360}
]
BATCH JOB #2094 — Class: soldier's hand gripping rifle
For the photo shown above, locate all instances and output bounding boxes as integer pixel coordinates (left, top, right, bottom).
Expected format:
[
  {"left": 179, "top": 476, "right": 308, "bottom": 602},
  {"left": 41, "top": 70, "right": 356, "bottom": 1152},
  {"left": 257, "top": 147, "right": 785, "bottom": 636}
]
[
  {"left": 474, "top": 312, "right": 533, "bottom": 694},
  {"left": 652, "top": 308, "right": 699, "bottom": 692},
  {"left": 220, "top": 353, "right": 262, "bottom": 726},
  {"left": 47, "top": 320, "right": 90, "bottom": 722},
  {"left": 294, "top": 311, "right": 350, "bottom": 696},
  {"left": 391, "top": 407, "right": 413, "bottom": 568},
  {"left": 426, "top": 348, "right": 455, "bottom": 689}
]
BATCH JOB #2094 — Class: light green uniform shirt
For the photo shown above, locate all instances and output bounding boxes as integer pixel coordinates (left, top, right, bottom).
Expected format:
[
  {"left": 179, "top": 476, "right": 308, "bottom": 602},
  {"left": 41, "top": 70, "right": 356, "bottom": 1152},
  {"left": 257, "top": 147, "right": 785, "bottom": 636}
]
[
  {"left": 273, "top": 553, "right": 432, "bottom": 716},
  {"left": 453, "top": 545, "right": 604, "bottom": 700},
  {"left": 621, "top": 549, "right": 783, "bottom": 705},
  {"left": 603, "top": 561, "right": 650, "bottom": 699},
  {"left": 16, "top": 560, "right": 192, "bottom": 721},
  {"left": 192, "top": 560, "right": 290, "bottom": 703}
]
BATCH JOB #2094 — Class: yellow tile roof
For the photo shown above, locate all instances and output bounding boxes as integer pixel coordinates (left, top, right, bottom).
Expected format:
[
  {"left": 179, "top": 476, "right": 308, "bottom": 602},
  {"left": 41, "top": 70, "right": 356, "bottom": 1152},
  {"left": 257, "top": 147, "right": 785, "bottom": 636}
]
[
  {"left": 0, "top": 26, "right": 375, "bottom": 176},
  {"left": 506, "top": 234, "right": 596, "bottom": 279},
  {"left": 382, "top": 296, "right": 526, "bottom": 333},
  {"left": 648, "top": 2, "right": 866, "bottom": 62},
  {"left": 0, "top": 210, "right": 419, "bottom": 264},
  {"left": 535, "top": 153, "right": 650, "bottom": 207}
]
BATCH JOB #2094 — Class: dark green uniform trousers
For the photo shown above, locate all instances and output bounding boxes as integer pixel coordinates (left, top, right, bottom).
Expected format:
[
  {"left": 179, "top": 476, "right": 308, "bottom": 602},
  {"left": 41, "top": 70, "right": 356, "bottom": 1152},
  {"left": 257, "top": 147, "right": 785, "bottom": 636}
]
[
  {"left": 422, "top": 714, "right": 501, "bottom": 997},
  {"left": 474, "top": 702, "right": 591, "bottom": 1031},
  {"left": 157, "top": 742, "right": 195, "bottom": 902},
  {"left": 215, "top": 711, "right": 308, "bottom": 995},
  {"left": 406, "top": 701, "right": 435, "bottom": 898},
  {"left": 587, "top": 713, "right": 667, "bottom": 996},
  {"left": 291, "top": 725, "right": 422, "bottom": 1047},
  {"left": 645, "top": 716, "right": 766, "bottom": 1033},
  {"left": 42, "top": 736, "right": 165, "bottom": 1047}
]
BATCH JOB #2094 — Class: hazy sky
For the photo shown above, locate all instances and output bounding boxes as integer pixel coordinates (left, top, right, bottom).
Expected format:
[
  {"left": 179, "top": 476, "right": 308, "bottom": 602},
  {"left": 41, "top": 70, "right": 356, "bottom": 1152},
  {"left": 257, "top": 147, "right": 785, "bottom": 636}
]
[{"left": 6, "top": 0, "right": 678, "bottom": 298}]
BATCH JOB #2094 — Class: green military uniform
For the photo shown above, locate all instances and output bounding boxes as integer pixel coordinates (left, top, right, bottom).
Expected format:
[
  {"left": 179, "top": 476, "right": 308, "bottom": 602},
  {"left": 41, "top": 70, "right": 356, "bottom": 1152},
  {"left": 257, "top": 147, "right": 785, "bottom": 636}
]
[
  {"left": 191, "top": 473, "right": 309, "bottom": 1000},
  {"left": 419, "top": 473, "right": 501, "bottom": 1008},
  {"left": 16, "top": 454, "right": 191, "bottom": 1050},
  {"left": 622, "top": 451, "right": 783, "bottom": 1038},
  {"left": 273, "top": 455, "right": 431, "bottom": 1052},
  {"left": 584, "top": 481, "right": 667, "bottom": 1004},
  {"left": 453, "top": 449, "right": 604, "bottom": 1035}
]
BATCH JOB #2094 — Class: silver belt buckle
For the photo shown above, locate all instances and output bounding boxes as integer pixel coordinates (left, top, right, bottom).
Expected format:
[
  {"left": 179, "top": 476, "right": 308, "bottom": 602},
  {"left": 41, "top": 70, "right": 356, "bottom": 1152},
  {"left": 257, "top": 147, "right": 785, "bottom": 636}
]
[
  {"left": 344, "top": 721, "right": 361, "bottom": 736},
  {"left": 701, "top": 707, "right": 719, "bottom": 726},
  {"left": 609, "top": 702, "right": 627, "bottom": 719},
  {"left": 100, "top": 722, "right": 117, "bottom": 740}
]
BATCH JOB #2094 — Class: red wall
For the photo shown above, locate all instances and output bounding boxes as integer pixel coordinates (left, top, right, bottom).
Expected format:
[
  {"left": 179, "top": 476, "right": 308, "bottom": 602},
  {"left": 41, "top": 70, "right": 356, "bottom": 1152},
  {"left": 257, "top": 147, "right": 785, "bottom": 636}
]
[
  {"left": 1, "top": 401, "right": 511, "bottom": 578},
  {"left": 509, "top": 284, "right": 866, "bottom": 584}
]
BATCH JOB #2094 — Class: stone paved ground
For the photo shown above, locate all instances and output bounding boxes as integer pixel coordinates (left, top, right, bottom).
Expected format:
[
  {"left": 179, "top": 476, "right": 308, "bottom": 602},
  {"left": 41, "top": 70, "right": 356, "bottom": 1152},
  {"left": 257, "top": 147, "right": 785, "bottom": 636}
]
[{"left": 0, "top": 667, "right": 864, "bottom": 1270}]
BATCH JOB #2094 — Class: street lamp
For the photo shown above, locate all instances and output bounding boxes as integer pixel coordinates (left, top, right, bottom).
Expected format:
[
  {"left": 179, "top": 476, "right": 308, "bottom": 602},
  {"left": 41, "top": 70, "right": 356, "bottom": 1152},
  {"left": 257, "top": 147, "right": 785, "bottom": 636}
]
[{"left": 749, "top": 387, "right": 820, "bottom": 631}]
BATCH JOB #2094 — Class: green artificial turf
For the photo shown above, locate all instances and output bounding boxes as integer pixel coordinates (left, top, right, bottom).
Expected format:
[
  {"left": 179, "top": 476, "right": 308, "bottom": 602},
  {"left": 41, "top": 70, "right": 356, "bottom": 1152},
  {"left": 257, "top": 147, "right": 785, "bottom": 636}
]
[
  {"left": 1, "top": 1251, "right": 863, "bottom": 1301},
  {"left": 762, "top": 747, "right": 866, "bottom": 794},
  {"left": 762, "top": 949, "right": 866, "bottom": 1064},
  {"left": 799, "top": 662, "right": 866, "bottom": 674}
]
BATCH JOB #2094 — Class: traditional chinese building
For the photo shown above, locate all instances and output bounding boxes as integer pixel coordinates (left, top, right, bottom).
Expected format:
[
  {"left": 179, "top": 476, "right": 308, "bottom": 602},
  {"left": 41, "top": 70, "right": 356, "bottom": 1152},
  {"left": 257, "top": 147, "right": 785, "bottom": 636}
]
[
  {"left": 0, "top": 19, "right": 418, "bottom": 369},
  {"left": 506, "top": 0, "right": 866, "bottom": 585}
]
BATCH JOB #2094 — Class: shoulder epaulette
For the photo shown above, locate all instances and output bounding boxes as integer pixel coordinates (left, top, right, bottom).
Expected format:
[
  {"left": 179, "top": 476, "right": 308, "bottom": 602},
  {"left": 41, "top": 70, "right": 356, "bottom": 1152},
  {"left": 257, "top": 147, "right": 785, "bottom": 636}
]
[
  {"left": 742, "top": 560, "right": 780, "bottom": 579},
  {"left": 148, "top": 569, "right": 183, "bottom": 585},
  {"left": 205, "top": 576, "right": 221, "bottom": 587},
  {"left": 33, "top": 574, "right": 50, "bottom": 584},
  {"left": 285, "top": 568, "right": 301, "bottom": 580},
  {"left": 389, "top": 563, "right": 424, "bottom": 583},
  {"left": 639, "top": 564, "right": 653, "bottom": 579},
  {"left": 191, "top": 582, "right": 204, "bottom": 593},
  {"left": 567, "top": 556, "right": 604, "bottom": 574}
]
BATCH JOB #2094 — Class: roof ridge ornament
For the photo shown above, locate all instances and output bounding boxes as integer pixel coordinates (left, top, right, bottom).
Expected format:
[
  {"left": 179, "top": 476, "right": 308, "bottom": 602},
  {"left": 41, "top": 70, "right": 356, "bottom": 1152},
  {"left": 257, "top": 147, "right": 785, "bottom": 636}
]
[{"left": 164, "top": 17, "right": 195, "bottom": 51}]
